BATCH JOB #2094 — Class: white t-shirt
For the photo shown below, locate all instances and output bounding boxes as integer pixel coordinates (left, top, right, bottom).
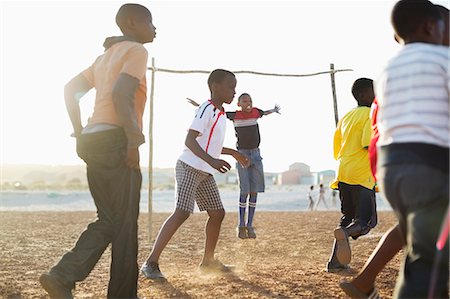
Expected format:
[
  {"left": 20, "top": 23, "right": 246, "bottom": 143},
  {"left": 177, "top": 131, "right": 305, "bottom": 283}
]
[
  {"left": 179, "top": 100, "right": 227, "bottom": 174},
  {"left": 376, "top": 43, "right": 450, "bottom": 148}
]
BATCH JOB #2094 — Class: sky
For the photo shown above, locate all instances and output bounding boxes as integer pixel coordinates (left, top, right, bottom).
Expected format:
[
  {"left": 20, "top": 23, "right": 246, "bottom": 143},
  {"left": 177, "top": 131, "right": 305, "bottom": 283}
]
[{"left": 1, "top": 0, "right": 448, "bottom": 173}]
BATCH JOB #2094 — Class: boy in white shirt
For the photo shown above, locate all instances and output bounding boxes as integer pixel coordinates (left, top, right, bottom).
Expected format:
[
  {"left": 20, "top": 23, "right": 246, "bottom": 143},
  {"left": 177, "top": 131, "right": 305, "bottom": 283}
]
[{"left": 141, "top": 69, "right": 248, "bottom": 280}]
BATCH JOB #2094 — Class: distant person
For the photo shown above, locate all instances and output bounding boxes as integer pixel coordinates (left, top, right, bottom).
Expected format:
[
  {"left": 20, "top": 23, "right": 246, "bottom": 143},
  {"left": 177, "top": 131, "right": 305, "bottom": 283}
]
[
  {"left": 307, "top": 185, "right": 315, "bottom": 211},
  {"left": 141, "top": 70, "right": 249, "bottom": 280},
  {"left": 188, "top": 93, "right": 280, "bottom": 239},
  {"left": 326, "top": 78, "right": 377, "bottom": 273},
  {"left": 341, "top": 4, "right": 450, "bottom": 298},
  {"left": 314, "top": 183, "right": 328, "bottom": 210},
  {"left": 39, "top": 4, "right": 156, "bottom": 299},
  {"left": 330, "top": 189, "right": 338, "bottom": 208}
]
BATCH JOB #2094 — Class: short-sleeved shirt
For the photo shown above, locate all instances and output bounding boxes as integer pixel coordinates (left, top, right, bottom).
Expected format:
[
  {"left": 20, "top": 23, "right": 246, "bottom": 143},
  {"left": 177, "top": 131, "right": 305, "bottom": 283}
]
[
  {"left": 376, "top": 43, "right": 449, "bottom": 149},
  {"left": 330, "top": 106, "right": 375, "bottom": 190},
  {"left": 179, "top": 100, "right": 226, "bottom": 175},
  {"left": 226, "top": 108, "right": 264, "bottom": 149},
  {"left": 81, "top": 41, "right": 148, "bottom": 131}
]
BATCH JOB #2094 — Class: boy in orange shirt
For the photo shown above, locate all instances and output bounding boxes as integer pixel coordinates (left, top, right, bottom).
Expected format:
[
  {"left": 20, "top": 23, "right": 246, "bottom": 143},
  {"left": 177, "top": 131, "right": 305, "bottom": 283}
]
[{"left": 39, "top": 4, "right": 156, "bottom": 298}]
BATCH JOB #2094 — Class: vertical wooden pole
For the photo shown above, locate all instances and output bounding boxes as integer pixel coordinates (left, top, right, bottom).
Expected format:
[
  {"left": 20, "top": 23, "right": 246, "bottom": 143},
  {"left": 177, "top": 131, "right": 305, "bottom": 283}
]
[
  {"left": 330, "top": 63, "right": 339, "bottom": 126},
  {"left": 148, "top": 57, "right": 155, "bottom": 242}
]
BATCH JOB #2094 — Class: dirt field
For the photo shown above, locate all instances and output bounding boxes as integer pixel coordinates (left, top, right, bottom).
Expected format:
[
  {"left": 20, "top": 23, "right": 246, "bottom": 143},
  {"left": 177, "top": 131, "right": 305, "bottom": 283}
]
[{"left": 0, "top": 211, "right": 401, "bottom": 298}]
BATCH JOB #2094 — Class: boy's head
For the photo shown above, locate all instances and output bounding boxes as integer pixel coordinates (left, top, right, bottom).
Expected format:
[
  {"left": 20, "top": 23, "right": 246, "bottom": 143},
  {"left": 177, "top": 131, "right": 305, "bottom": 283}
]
[
  {"left": 391, "top": 0, "right": 443, "bottom": 44},
  {"left": 207, "top": 69, "right": 236, "bottom": 104},
  {"left": 351, "top": 78, "right": 374, "bottom": 107},
  {"left": 435, "top": 4, "right": 449, "bottom": 46},
  {"left": 237, "top": 93, "right": 253, "bottom": 112},
  {"left": 116, "top": 3, "right": 156, "bottom": 44}
]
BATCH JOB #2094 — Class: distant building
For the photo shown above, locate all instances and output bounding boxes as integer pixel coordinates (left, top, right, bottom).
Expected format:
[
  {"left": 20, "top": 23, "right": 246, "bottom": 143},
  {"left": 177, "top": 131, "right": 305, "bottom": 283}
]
[
  {"left": 317, "top": 170, "right": 336, "bottom": 186},
  {"left": 279, "top": 162, "right": 314, "bottom": 185}
]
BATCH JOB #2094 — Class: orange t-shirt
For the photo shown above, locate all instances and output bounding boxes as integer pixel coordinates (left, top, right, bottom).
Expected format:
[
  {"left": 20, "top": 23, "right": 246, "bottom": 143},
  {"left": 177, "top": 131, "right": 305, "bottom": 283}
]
[{"left": 82, "top": 41, "right": 148, "bottom": 130}]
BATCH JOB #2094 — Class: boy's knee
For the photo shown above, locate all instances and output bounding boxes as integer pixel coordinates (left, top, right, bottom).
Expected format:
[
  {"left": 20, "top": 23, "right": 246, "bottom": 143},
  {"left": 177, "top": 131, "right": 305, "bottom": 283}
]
[
  {"left": 208, "top": 209, "right": 225, "bottom": 221},
  {"left": 174, "top": 209, "right": 191, "bottom": 221}
]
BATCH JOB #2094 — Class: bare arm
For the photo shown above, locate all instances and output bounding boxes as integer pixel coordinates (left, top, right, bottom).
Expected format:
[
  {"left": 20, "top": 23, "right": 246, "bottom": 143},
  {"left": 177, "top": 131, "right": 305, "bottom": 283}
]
[
  {"left": 112, "top": 73, "right": 146, "bottom": 169},
  {"left": 222, "top": 147, "right": 250, "bottom": 167},
  {"left": 185, "top": 130, "right": 231, "bottom": 173},
  {"left": 263, "top": 104, "right": 281, "bottom": 115},
  {"left": 64, "top": 74, "right": 92, "bottom": 137},
  {"left": 186, "top": 98, "right": 200, "bottom": 107}
]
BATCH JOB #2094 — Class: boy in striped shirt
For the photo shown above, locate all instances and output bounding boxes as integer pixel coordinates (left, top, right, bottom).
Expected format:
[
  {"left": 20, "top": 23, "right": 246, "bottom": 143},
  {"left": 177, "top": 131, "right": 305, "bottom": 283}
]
[{"left": 376, "top": 0, "right": 449, "bottom": 297}]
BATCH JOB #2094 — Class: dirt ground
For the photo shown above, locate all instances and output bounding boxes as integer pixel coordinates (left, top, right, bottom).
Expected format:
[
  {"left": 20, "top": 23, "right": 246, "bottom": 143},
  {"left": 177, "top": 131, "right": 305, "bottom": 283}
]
[{"left": 0, "top": 211, "right": 401, "bottom": 298}]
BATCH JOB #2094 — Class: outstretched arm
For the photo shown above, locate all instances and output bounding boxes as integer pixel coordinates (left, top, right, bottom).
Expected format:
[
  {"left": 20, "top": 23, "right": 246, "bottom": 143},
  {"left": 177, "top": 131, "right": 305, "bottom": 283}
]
[
  {"left": 263, "top": 104, "right": 281, "bottom": 115},
  {"left": 64, "top": 74, "right": 92, "bottom": 137},
  {"left": 187, "top": 98, "right": 200, "bottom": 107},
  {"left": 222, "top": 147, "right": 250, "bottom": 168}
]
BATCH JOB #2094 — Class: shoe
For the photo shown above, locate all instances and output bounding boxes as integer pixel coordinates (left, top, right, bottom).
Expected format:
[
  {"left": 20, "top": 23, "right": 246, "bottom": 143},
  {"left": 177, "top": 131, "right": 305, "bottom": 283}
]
[
  {"left": 199, "top": 259, "right": 231, "bottom": 273},
  {"left": 334, "top": 227, "right": 351, "bottom": 264},
  {"left": 340, "top": 281, "right": 380, "bottom": 299},
  {"left": 246, "top": 226, "right": 256, "bottom": 239},
  {"left": 39, "top": 273, "right": 73, "bottom": 299},
  {"left": 141, "top": 262, "right": 165, "bottom": 280},
  {"left": 326, "top": 261, "right": 350, "bottom": 273},
  {"left": 237, "top": 226, "right": 248, "bottom": 239}
]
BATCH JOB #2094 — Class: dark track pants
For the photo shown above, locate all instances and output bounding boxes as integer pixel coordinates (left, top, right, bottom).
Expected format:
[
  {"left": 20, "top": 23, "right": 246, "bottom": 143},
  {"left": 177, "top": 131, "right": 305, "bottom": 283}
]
[{"left": 50, "top": 128, "right": 141, "bottom": 298}]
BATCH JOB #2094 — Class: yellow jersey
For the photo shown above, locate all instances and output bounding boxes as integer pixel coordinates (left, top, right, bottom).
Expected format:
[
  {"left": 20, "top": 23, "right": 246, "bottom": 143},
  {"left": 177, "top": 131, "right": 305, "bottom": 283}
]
[{"left": 330, "top": 106, "right": 375, "bottom": 190}]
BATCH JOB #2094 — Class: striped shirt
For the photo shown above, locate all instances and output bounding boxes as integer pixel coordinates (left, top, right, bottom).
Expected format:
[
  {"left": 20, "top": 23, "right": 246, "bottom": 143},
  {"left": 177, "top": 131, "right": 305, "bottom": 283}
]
[
  {"left": 376, "top": 43, "right": 449, "bottom": 148},
  {"left": 226, "top": 108, "right": 264, "bottom": 149},
  {"left": 179, "top": 100, "right": 226, "bottom": 175}
]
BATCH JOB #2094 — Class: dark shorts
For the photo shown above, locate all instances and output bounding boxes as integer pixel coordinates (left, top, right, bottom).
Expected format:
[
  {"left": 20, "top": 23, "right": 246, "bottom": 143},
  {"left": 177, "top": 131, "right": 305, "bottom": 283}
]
[
  {"left": 378, "top": 163, "right": 449, "bottom": 298},
  {"left": 338, "top": 182, "right": 377, "bottom": 237}
]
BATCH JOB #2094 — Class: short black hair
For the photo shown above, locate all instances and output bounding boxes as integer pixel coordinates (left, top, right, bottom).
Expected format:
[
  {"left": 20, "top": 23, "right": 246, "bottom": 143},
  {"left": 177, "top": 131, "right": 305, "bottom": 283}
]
[
  {"left": 351, "top": 78, "right": 373, "bottom": 102},
  {"left": 238, "top": 93, "right": 251, "bottom": 101},
  {"left": 391, "top": 0, "right": 442, "bottom": 40},
  {"left": 207, "top": 69, "right": 235, "bottom": 90},
  {"left": 116, "top": 3, "right": 151, "bottom": 33}
]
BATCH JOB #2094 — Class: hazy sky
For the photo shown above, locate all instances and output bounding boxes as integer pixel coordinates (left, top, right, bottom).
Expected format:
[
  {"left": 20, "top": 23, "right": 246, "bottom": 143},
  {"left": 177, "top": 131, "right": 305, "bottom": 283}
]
[{"left": 1, "top": 0, "right": 448, "bottom": 173}]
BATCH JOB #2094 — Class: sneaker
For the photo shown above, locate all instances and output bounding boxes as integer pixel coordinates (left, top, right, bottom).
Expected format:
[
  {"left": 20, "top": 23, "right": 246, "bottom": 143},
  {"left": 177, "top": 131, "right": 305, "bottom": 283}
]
[
  {"left": 199, "top": 259, "right": 231, "bottom": 273},
  {"left": 39, "top": 273, "right": 73, "bottom": 299},
  {"left": 141, "top": 262, "right": 165, "bottom": 280},
  {"left": 237, "top": 226, "right": 248, "bottom": 239},
  {"left": 246, "top": 226, "right": 256, "bottom": 239},
  {"left": 326, "top": 261, "right": 350, "bottom": 273},
  {"left": 334, "top": 227, "right": 351, "bottom": 264}
]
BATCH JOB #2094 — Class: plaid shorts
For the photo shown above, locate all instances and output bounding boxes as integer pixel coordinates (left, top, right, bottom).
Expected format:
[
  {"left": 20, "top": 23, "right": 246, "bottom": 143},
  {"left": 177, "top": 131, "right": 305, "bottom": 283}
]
[{"left": 175, "top": 160, "right": 224, "bottom": 213}]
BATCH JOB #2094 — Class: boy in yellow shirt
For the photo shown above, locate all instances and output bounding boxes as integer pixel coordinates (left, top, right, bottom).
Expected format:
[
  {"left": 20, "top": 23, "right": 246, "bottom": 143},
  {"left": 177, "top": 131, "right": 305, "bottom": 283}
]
[{"left": 326, "top": 78, "right": 377, "bottom": 272}]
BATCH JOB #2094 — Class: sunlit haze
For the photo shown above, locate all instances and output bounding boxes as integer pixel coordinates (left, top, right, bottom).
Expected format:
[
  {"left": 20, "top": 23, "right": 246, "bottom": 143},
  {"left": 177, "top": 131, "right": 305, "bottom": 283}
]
[{"left": 1, "top": 0, "right": 448, "bottom": 173}]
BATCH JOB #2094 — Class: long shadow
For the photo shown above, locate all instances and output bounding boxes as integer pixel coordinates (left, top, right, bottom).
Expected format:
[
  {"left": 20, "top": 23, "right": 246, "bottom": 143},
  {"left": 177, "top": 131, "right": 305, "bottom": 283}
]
[{"left": 219, "top": 270, "right": 280, "bottom": 298}]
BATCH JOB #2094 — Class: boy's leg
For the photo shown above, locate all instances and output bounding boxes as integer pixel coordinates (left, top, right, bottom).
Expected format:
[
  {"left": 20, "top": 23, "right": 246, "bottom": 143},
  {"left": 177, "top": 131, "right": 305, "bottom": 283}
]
[
  {"left": 327, "top": 183, "right": 354, "bottom": 268},
  {"left": 246, "top": 149, "right": 264, "bottom": 237},
  {"left": 247, "top": 193, "right": 258, "bottom": 227},
  {"left": 107, "top": 167, "right": 141, "bottom": 298},
  {"left": 44, "top": 130, "right": 126, "bottom": 292},
  {"left": 195, "top": 172, "right": 225, "bottom": 265},
  {"left": 145, "top": 160, "right": 197, "bottom": 264},
  {"left": 146, "top": 209, "right": 190, "bottom": 263},
  {"left": 238, "top": 193, "right": 248, "bottom": 227},
  {"left": 343, "top": 224, "right": 404, "bottom": 295},
  {"left": 380, "top": 163, "right": 449, "bottom": 298},
  {"left": 237, "top": 156, "right": 250, "bottom": 228},
  {"left": 202, "top": 209, "right": 226, "bottom": 263}
]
